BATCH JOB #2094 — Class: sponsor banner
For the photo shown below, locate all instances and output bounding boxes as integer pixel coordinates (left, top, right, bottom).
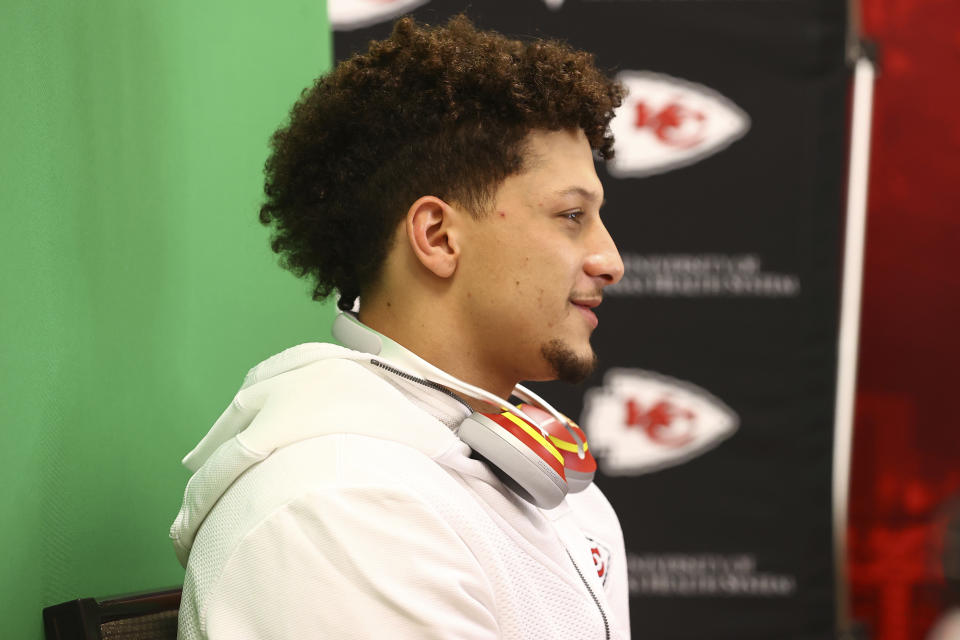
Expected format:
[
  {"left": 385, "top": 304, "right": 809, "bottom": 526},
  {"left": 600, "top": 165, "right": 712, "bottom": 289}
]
[
  {"left": 610, "top": 253, "right": 802, "bottom": 298},
  {"left": 335, "top": 1, "right": 847, "bottom": 637},
  {"left": 628, "top": 553, "right": 798, "bottom": 597}
]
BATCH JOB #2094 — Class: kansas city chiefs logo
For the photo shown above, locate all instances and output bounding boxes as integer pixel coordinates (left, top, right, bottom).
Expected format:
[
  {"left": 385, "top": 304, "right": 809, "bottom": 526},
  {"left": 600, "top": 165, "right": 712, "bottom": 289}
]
[
  {"left": 607, "top": 71, "right": 750, "bottom": 178},
  {"left": 585, "top": 535, "right": 611, "bottom": 585},
  {"left": 328, "top": 0, "right": 430, "bottom": 31},
  {"left": 581, "top": 369, "right": 738, "bottom": 475}
]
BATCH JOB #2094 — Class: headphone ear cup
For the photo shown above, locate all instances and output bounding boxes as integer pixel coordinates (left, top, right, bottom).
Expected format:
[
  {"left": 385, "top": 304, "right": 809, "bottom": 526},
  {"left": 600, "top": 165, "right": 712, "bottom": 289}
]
[
  {"left": 458, "top": 411, "right": 567, "bottom": 509},
  {"left": 516, "top": 404, "right": 596, "bottom": 493}
]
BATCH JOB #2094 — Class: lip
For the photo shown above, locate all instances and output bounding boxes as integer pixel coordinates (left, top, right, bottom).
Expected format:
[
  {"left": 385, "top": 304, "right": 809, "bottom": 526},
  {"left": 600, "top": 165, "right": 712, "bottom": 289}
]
[
  {"left": 571, "top": 298, "right": 602, "bottom": 309},
  {"left": 571, "top": 301, "right": 599, "bottom": 329}
]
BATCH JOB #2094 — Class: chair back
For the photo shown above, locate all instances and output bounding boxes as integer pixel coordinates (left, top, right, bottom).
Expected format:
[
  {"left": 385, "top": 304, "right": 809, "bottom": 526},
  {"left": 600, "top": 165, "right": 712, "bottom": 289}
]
[{"left": 43, "top": 587, "right": 182, "bottom": 640}]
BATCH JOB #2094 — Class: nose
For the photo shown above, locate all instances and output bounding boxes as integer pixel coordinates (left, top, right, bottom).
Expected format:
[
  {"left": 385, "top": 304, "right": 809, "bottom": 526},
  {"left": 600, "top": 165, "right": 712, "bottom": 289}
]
[{"left": 584, "top": 220, "right": 624, "bottom": 286}]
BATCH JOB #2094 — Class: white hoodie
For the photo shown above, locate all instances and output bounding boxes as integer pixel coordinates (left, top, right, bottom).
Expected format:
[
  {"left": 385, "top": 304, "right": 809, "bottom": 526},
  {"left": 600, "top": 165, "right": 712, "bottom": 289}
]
[{"left": 170, "top": 342, "right": 630, "bottom": 640}]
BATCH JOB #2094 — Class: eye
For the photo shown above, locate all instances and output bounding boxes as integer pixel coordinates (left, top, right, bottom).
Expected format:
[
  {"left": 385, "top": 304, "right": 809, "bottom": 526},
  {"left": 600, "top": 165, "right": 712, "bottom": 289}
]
[{"left": 560, "top": 209, "right": 584, "bottom": 224}]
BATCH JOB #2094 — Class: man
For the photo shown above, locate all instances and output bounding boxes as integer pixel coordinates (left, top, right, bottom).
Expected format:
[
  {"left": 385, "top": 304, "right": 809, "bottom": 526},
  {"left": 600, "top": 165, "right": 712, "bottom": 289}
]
[{"left": 171, "top": 15, "right": 629, "bottom": 639}]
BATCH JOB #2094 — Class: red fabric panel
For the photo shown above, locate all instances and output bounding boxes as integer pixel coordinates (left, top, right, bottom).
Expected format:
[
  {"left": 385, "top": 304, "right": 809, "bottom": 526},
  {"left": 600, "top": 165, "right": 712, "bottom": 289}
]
[{"left": 850, "top": 0, "right": 960, "bottom": 638}]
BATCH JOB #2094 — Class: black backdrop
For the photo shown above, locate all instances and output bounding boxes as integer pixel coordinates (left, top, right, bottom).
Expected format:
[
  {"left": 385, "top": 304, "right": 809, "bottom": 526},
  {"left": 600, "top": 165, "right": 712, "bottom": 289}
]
[{"left": 334, "top": 2, "right": 848, "bottom": 637}]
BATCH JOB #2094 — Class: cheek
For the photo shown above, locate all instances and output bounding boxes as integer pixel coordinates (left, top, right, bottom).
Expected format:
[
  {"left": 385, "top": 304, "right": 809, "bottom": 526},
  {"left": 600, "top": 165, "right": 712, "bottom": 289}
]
[
  {"left": 515, "top": 267, "right": 575, "bottom": 323},
  {"left": 471, "top": 233, "right": 577, "bottom": 313}
]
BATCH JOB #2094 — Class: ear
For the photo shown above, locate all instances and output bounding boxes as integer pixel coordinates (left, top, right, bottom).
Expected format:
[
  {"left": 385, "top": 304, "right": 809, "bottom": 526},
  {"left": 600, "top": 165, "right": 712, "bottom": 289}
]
[{"left": 405, "top": 196, "right": 460, "bottom": 279}]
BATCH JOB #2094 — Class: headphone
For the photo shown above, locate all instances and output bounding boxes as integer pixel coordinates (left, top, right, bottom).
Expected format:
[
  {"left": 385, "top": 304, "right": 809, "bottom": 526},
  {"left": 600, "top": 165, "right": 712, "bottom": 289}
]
[{"left": 332, "top": 311, "right": 595, "bottom": 509}]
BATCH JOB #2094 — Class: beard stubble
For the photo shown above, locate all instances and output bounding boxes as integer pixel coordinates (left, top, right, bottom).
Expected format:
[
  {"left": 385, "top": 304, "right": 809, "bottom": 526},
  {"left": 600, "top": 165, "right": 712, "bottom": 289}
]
[{"left": 540, "top": 338, "right": 598, "bottom": 383}]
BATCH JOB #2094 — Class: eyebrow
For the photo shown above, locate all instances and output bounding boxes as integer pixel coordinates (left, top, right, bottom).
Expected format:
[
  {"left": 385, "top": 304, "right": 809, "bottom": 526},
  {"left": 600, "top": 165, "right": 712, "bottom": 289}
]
[{"left": 554, "top": 186, "right": 605, "bottom": 207}]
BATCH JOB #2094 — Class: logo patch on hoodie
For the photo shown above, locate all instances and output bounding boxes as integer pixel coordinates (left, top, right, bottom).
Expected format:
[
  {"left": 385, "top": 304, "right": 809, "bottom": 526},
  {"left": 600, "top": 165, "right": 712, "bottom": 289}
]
[{"left": 585, "top": 535, "right": 611, "bottom": 585}]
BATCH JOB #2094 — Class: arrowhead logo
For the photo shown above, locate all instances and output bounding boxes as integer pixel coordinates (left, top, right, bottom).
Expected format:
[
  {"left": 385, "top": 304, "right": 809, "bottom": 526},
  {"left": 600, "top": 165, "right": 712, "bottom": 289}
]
[
  {"left": 328, "top": 0, "right": 430, "bottom": 31},
  {"left": 581, "top": 369, "right": 738, "bottom": 475},
  {"left": 585, "top": 535, "right": 611, "bottom": 585},
  {"left": 607, "top": 71, "right": 751, "bottom": 178}
]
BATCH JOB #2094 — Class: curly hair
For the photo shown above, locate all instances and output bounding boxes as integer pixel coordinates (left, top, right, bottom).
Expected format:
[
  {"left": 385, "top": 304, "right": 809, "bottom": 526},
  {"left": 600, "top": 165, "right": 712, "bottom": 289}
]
[{"left": 259, "top": 15, "right": 624, "bottom": 310}]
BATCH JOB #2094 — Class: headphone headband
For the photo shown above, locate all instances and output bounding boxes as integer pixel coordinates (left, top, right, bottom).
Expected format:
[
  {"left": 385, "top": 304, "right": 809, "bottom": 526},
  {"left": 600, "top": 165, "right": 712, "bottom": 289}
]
[
  {"left": 332, "top": 311, "right": 550, "bottom": 435},
  {"left": 331, "top": 310, "right": 595, "bottom": 506}
]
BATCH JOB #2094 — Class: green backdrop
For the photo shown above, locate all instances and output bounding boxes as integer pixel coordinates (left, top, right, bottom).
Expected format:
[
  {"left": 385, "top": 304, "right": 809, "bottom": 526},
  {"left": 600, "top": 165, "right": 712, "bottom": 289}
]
[{"left": 1, "top": 2, "right": 333, "bottom": 637}]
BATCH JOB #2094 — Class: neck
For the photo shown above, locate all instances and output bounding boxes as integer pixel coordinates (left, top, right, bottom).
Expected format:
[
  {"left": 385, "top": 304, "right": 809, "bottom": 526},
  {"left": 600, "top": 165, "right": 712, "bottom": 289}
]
[{"left": 357, "top": 298, "right": 518, "bottom": 402}]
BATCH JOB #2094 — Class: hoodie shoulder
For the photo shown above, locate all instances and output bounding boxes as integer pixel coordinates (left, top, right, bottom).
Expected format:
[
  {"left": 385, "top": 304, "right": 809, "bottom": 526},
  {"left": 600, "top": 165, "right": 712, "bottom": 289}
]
[
  {"left": 171, "top": 343, "right": 460, "bottom": 566},
  {"left": 236, "top": 355, "right": 457, "bottom": 458}
]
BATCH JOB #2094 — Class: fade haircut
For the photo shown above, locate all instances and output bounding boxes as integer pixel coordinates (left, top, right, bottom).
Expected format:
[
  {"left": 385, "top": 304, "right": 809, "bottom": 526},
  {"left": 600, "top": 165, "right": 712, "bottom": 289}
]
[{"left": 259, "top": 15, "right": 624, "bottom": 310}]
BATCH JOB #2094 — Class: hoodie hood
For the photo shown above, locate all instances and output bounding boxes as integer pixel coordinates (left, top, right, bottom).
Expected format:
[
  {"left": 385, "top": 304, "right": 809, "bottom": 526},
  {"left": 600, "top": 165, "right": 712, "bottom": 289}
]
[{"left": 169, "top": 343, "right": 460, "bottom": 566}]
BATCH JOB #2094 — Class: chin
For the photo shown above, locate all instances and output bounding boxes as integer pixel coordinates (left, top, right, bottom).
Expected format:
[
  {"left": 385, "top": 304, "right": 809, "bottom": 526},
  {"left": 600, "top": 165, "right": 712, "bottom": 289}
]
[{"left": 540, "top": 339, "right": 598, "bottom": 383}]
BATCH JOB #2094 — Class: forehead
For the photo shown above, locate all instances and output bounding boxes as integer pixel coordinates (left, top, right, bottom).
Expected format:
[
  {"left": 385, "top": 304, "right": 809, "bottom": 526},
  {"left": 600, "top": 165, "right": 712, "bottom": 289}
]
[{"left": 504, "top": 129, "right": 603, "bottom": 204}]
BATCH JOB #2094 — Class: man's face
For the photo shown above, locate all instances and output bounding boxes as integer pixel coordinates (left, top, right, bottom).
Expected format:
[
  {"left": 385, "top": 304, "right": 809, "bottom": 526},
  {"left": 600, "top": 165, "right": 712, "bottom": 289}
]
[{"left": 454, "top": 129, "right": 624, "bottom": 385}]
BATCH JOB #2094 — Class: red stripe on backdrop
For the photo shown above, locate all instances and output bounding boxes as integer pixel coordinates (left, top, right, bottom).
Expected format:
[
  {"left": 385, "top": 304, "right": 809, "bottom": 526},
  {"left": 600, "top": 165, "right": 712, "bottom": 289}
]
[{"left": 850, "top": 0, "right": 960, "bottom": 638}]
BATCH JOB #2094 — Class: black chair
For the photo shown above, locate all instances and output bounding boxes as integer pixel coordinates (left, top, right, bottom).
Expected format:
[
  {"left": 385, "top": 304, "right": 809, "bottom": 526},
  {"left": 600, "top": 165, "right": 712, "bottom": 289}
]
[{"left": 43, "top": 587, "right": 182, "bottom": 640}]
